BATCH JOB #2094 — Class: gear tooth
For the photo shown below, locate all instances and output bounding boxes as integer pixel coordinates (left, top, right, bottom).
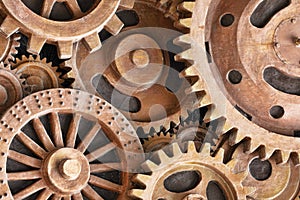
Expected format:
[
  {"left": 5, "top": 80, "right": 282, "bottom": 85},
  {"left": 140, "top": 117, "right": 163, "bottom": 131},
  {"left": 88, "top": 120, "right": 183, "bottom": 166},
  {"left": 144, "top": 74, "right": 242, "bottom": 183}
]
[
  {"left": 128, "top": 189, "right": 145, "bottom": 199},
  {"left": 83, "top": 33, "right": 102, "bottom": 53},
  {"left": 243, "top": 187, "right": 257, "bottom": 197},
  {"left": 175, "top": 48, "right": 194, "bottom": 62},
  {"left": 155, "top": 149, "right": 170, "bottom": 163},
  {"left": 171, "top": 142, "right": 183, "bottom": 156},
  {"left": 58, "top": 41, "right": 73, "bottom": 59},
  {"left": 141, "top": 160, "right": 159, "bottom": 172},
  {"left": 27, "top": 35, "right": 47, "bottom": 55},
  {"left": 200, "top": 143, "right": 211, "bottom": 155},
  {"left": 175, "top": 18, "right": 192, "bottom": 29},
  {"left": 133, "top": 174, "right": 152, "bottom": 185},
  {"left": 119, "top": 0, "right": 135, "bottom": 9},
  {"left": 173, "top": 34, "right": 192, "bottom": 46},
  {"left": 264, "top": 147, "right": 276, "bottom": 160},
  {"left": 214, "top": 148, "right": 225, "bottom": 162},
  {"left": 178, "top": 2, "right": 195, "bottom": 13},
  {"left": 105, "top": 14, "right": 124, "bottom": 36},
  {"left": 280, "top": 151, "right": 292, "bottom": 164},
  {"left": 0, "top": 17, "right": 19, "bottom": 36}
]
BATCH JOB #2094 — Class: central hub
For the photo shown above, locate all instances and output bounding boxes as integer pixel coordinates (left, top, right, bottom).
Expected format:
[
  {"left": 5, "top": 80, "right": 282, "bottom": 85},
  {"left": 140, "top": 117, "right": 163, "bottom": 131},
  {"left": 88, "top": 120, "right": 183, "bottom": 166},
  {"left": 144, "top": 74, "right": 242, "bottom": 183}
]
[
  {"left": 26, "top": 75, "right": 44, "bottom": 92},
  {"left": 0, "top": 85, "right": 8, "bottom": 105},
  {"left": 131, "top": 49, "right": 150, "bottom": 68},
  {"left": 274, "top": 16, "right": 300, "bottom": 66},
  {"left": 42, "top": 148, "right": 90, "bottom": 195}
]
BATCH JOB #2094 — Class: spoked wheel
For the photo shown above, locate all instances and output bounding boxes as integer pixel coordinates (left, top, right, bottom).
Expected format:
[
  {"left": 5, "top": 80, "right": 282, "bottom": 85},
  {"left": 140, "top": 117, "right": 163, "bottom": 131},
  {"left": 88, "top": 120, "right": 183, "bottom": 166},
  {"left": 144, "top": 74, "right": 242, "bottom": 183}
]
[{"left": 0, "top": 89, "right": 144, "bottom": 199}]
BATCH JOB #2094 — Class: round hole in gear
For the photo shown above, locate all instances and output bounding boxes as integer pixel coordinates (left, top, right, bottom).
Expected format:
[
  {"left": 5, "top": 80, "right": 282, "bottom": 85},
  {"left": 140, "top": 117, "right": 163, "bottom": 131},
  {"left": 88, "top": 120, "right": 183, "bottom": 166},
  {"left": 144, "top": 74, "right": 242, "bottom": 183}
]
[
  {"left": 220, "top": 14, "right": 235, "bottom": 27},
  {"left": 269, "top": 105, "right": 285, "bottom": 119},
  {"left": 163, "top": 170, "right": 201, "bottom": 193},
  {"left": 249, "top": 158, "right": 272, "bottom": 181},
  {"left": 227, "top": 70, "right": 242, "bottom": 84}
]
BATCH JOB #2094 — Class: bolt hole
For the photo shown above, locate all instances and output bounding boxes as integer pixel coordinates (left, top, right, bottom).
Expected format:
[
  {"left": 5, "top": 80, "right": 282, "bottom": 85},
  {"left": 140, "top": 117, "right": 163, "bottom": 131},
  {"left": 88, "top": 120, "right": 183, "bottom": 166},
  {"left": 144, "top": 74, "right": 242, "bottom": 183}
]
[
  {"left": 228, "top": 70, "right": 242, "bottom": 84},
  {"left": 220, "top": 14, "right": 235, "bottom": 27},
  {"left": 164, "top": 170, "right": 201, "bottom": 193},
  {"left": 269, "top": 105, "right": 284, "bottom": 119},
  {"left": 249, "top": 158, "right": 272, "bottom": 181}
]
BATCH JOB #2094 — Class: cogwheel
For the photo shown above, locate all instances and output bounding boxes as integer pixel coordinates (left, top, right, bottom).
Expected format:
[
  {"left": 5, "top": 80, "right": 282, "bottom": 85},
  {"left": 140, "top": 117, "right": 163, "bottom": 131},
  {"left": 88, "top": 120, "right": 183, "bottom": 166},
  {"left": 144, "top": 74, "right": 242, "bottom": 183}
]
[
  {"left": 215, "top": 135, "right": 300, "bottom": 200},
  {"left": 0, "top": 33, "right": 20, "bottom": 63},
  {"left": 129, "top": 141, "right": 253, "bottom": 199},
  {"left": 64, "top": 0, "right": 209, "bottom": 133},
  {"left": 176, "top": 0, "right": 300, "bottom": 163},
  {"left": 12, "top": 55, "right": 66, "bottom": 95},
  {"left": 142, "top": 131, "right": 175, "bottom": 153},
  {"left": 0, "top": 62, "right": 24, "bottom": 116},
  {"left": 0, "top": 88, "right": 144, "bottom": 199},
  {"left": 0, "top": 0, "right": 134, "bottom": 59}
]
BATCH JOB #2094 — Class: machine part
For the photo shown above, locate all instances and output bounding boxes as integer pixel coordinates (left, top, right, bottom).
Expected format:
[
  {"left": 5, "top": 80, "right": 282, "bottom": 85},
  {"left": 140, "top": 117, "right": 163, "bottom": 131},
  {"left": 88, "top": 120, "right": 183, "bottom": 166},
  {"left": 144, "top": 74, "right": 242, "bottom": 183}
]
[
  {"left": 0, "top": 0, "right": 134, "bottom": 59},
  {"left": 12, "top": 55, "right": 65, "bottom": 95},
  {"left": 142, "top": 131, "right": 175, "bottom": 153},
  {"left": 176, "top": 0, "right": 300, "bottom": 163},
  {"left": 0, "top": 88, "right": 144, "bottom": 199},
  {"left": 0, "top": 62, "right": 25, "bottom": 116},
  {"left": 0, "top": 33, "right": 20, "bottom": 63},
  {"left": 65, "top": 0, "right": 208, "bottom": 132},
  {"left": 216, "top": 136, "right": 300, "bottom": 200},
  {"left": 129, "top": 141, "right": 253, "bottom": 199}
]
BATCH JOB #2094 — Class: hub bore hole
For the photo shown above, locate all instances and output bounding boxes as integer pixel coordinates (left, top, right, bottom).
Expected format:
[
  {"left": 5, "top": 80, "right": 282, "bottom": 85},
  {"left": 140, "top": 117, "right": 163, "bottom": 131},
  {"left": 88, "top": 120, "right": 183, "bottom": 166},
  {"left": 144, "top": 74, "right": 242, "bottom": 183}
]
[{"left": 164, "top": 171, "right": 201, "bottom": 193}]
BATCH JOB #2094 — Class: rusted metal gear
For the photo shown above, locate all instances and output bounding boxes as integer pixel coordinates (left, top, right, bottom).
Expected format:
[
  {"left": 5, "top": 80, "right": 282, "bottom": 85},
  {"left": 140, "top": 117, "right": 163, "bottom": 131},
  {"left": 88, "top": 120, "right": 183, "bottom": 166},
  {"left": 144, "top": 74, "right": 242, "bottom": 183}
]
[
  {"left": 0, "top": 88, "right": 144, "bottom": 199},
  {"left": 215, "top": 136, "right": 300, "bottom": 200},
  {"left": 0, "top": 0, "right": 134, "bottom": 59},
  {"left": 11, "top": 55, "right": 65, "bottom": 95},
  {"left": 142, "top": 131, "right": 175, "bottom": 153},
  {"left": 0, "top": 62, "right": 25, "bottom": 116},
  {"left": 176, "top": 0, "right": 300, "bottom": 163},
  {"left": 0, "top": 33, "right": 20, "bottom": 63},
  {"left": 65, "top": 0, "right": 208, "bottom": 132},
  {"left": 129, "top": 141, "right": 253, "bottom": 199}
]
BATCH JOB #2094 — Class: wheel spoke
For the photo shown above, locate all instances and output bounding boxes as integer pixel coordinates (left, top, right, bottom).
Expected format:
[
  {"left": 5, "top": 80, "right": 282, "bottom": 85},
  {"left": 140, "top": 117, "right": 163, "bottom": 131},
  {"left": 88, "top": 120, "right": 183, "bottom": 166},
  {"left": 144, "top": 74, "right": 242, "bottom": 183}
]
[
  {"left": 52, "top": 194, "right": 62, "bottom": 200},
  {"left": 66, "top": 0, "right": 83, "bottom": 17},
  {"left": 41, "top": 0, "right": 56, "bottom": 18},
  {"left": 7, "top": 170, "right": 42, "bottom": 181},
  {"left": 37, "top": 189, "right": 53, "bottom": 200},
  {"left": 8, "top": 150, "right": 42, "bottom": 168},
  {"left": 63, "top": 196, "right": 71, "bottom": 200},
  {"left": 82, "top": 184, "right": 104, "bottom": 200},
  {"left": 90, "top": 163, "right": 121, "bottom": 173},
  {"left": 89, "top": 175, "right": 122, "bottom": 193},
  {"left": 17, "top": 131, "right": 47, "bottom": 159},
  {"left": 85, "top": 143, "right": 115, "bottom": 162},
  {"left": 77, "top": 124, "right": 101, "bottom": 153},
  {"left": 66, "top": 114, "right": 81, "bottom": 148},
  {"left": 13, "top": 179, "right": 46, "bottom": 200},
  {"left": 33, "top": 118, "right": 55, "bottom": 152},
  {"left": 72, "top": 193, "right": 83, "bottom": 200},
  {"left": 49, "top": 112, "right": 64, "bottom": 148}
]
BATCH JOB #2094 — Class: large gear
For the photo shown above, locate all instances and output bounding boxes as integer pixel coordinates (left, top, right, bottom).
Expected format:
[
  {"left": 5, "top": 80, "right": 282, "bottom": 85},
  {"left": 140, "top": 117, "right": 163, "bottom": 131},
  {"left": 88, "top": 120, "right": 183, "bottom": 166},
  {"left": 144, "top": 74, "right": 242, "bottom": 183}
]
[
  {"left": 176, "top": 0, "right": 300, "bottom": 164},
  {"left": 129, "top": 141, "right": 253, "bottom": 199},
  {"left": 0, "top": 62, "right": 25, "bottom": 116},
  {"left": 64, "top": 0, "right": 209, "bottom": 132},
  {"left": 216, "top": 135, "right": 300, "bottom": 200},
  {"left": 11, "top": 55, "right": 65, "bottom": 95},
  {"left": 0, "top": 88, "right": 144, "bottom": 199},
  {"left": 0, "top": 0, "right": 134, "bottom": 59}
]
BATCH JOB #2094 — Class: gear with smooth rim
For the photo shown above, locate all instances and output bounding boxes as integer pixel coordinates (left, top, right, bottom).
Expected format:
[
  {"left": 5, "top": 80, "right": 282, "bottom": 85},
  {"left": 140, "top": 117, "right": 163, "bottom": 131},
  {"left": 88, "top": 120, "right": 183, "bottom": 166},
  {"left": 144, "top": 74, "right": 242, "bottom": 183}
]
[
  {"left": 0, "top": 0, "right": 135, "bottom": 59},
  {"left": 0, "top": 88, "right": 144, "bottom": 199},
  {"left": 129, "top": 141, "right": 253, "bottom": 199}
]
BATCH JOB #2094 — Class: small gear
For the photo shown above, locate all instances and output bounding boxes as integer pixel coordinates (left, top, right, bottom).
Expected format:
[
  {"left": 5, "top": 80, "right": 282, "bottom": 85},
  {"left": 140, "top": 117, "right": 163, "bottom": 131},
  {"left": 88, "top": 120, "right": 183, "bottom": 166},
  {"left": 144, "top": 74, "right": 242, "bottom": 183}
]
[
  {"left": 0, "top": 88, "right": 144, "bottom": 199},
  {"left": 0, "top": 33, "right": 20, "bottom": 63},
  {"left": 216, "top": 136, "right": 300, "bottom": 200},
  {"left": 0, "top": 0, "right": 134, "bottom": 59},
  {"left": 129, "top": 141, "right": 253, "bottom": 199},
  {"left": 142, "top": 131, "right": 175, "bottom": 153},
  {"left": 65, "top": 0, "right": 208, "bottom": 132},
  {"left": 0, "top": 62, "right": 24, "bottom": 116},
  {"left": 12, "top": 55, "right": 65, "bottom": 95}
]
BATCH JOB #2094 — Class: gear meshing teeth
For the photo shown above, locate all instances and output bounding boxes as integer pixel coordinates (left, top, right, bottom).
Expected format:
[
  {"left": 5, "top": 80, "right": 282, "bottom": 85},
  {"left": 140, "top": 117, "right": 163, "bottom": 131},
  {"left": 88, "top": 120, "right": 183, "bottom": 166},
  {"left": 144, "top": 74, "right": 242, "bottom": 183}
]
[
  {"left": 129, "top": 141, "right": 254, "bottom": 200},
  {"left": 0, "top": 0, "right": 134, "bottom": 59},
  {"left": 177, "top": 0, "right": 300, "bottom": 165},
  {"left": 12, "top": 55, "right": 66, "bottom": 95}
]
